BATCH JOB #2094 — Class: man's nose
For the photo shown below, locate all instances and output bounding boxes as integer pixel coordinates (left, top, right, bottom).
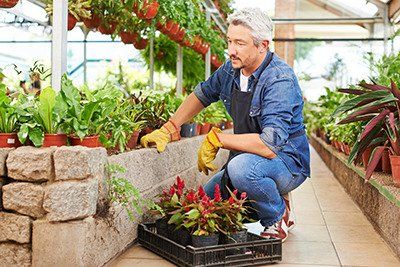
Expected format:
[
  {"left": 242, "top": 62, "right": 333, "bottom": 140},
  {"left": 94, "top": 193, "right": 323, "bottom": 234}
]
[{"left": 228, "top": 44, "right": 237, "bottom": 57}]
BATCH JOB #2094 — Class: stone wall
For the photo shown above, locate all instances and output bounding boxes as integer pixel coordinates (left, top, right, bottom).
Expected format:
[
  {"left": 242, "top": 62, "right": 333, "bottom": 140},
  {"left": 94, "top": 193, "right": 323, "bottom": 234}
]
[
  {"left": 0, "top": 135, "right": 229, "bottom": 267},
  {"left": 310, "top": 134, "right": 400, "bottom": 258}
]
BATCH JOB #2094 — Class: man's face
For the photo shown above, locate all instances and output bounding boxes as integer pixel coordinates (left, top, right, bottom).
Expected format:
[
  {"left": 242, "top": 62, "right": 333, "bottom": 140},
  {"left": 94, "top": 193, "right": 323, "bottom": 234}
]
[{"left": 227, "top": 24, "right": 265, "bottom": 70}]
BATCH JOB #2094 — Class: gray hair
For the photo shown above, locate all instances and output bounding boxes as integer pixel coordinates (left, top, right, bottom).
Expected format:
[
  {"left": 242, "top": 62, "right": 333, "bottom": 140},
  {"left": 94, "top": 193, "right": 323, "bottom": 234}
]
[{"left": 227, "top": 7, "right": 274, "bottom": 45}]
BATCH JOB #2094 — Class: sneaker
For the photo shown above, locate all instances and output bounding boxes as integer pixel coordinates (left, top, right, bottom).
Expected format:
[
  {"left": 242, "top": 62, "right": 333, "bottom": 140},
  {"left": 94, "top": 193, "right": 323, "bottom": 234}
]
[
  {"left": 283, "top": 195, "right": 295, "bottom": 231},
  {"left": 260, "top": 219, "right": 288, "bottom": 242}
]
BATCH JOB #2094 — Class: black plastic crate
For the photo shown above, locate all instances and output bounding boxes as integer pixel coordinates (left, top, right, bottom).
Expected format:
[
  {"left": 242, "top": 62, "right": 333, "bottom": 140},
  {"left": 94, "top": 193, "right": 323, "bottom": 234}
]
[{"left": 138, "top": 223, "right": 282, "bottom": 267}]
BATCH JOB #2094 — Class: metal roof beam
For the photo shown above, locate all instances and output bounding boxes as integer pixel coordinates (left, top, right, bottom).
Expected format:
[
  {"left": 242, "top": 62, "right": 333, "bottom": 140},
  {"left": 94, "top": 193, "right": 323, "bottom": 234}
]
[{"left": 272, "top": 17, "right": 384, "bottom": 25}]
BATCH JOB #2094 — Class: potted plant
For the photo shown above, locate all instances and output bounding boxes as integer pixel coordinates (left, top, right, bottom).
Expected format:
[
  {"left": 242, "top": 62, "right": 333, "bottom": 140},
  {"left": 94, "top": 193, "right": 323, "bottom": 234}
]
[
  {"left": 60, "top": 76, "right": 122, "bottom": 148},
  {"left": 45, "top": 0, "right": 91, "bottom": 31},
  {"left": 0, "top": 83, "right": 21, "bottom": 147},
  {"left": 0, "top": 0, "right": 18, "bottom": 8},
  {"left": 18, "top": 86, "right": 68, "bottom": 147},
  {"left": 333, "top": 81, "right": 400, "bottom": 181}
]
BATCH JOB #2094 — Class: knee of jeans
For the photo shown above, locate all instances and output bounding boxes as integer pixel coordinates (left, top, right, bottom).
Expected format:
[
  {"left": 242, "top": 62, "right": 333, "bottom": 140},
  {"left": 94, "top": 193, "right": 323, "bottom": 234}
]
[{"left": 226, "top": 154, "right": 253, "bottom": 190}]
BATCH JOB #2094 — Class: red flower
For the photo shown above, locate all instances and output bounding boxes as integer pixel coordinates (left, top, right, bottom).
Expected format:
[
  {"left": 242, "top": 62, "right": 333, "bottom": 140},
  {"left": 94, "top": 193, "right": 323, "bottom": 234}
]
[
  {"left": 233, "top": 189, "right": 238, "bottom": 196},
  {"left": 176, "top": 176, "right": 185, "bottom": 191},
  {"left": 177, "top": 188, "right": 183, "bottom": 197},
  {"left": 186, "top": 190, "right": 196, "bottom": 203},
  {"left": 214, "top": 184, "right": 222, "bottom": 202},
  {"left": 228, "top": 196, "right": 235, "bottom": 204},
  {"left": 240, "top": 192, "right": 247, "bottom": 199},
  {"left": 198, "top": 185, "right": 206, "bottom": 198},
  {"left": 169, "top": 185, "right": 175, "bottom": 195},
  {"left": 201, "top": 195, "right": 210, "bottom": 206}
]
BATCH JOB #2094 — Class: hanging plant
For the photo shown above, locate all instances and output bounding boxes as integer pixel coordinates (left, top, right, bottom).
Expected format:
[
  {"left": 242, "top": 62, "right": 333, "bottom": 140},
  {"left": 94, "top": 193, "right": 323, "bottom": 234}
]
[
  {"left": 44, "top": 0, "right": 91, "bottom": 31},
  {"left": 0, "top": 0, "right": 19, "bottom": 8}
]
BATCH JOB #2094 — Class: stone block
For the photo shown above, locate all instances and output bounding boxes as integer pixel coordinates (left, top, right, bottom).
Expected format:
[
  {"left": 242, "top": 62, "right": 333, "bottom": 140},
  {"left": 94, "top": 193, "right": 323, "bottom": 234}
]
[
  {"left": 43, "top": 179, "right": 98, "bottom": 222},
  {"left": 0, "top": 212, "right": 32, "bottom": 243},
  {"left": 6, "top": 147, "right": 55, "bottom": 182},
  {"left": 0, "top": 243, "right": 31, "bottom": 267},
  {"left": 2, "top": 182, "right": 46, "bottom": 218},
  {"left": 0, "top": 148, "right": 14, "bottom": 176},
  {"left": 54, "top": 146, "right": 107, "bottom": 181},
  {"left": 0, "top": 177, "right": 6, "bottom": 210}
]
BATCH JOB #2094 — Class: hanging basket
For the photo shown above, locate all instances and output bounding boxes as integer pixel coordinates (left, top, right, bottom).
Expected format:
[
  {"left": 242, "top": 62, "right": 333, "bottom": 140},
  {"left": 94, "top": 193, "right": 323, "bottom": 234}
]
[
  {"left": 0, "top": 0, "right": 19, "bottom": 8},
  {"left": 120, "top": 31, "right": 137, "bottom": 44},
  {"left": 133, "top": 38, "right": 148, "bottom": 50},
  {"left": 144, "top": 1, "right": 159, "bottom": 19},
  {"left": 83, "top": 13, "right": 101, "bottom": 29},
  {"left": 68, "top": 13, "right": 77, "bottom": 31},
  {"left": 98, "top": 22, "right": 117, "bottom": 35}
]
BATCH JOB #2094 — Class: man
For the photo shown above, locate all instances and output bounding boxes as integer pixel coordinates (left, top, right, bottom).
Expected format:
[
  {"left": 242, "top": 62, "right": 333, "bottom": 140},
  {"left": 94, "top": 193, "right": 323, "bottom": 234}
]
[{"left": 141, "top": 7, "right": 310, "bottom": 242}]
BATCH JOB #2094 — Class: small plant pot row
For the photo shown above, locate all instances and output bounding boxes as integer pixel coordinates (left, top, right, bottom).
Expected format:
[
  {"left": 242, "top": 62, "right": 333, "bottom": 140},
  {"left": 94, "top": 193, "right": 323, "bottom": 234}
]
[
  {"left": 155, "top": 217, "right": 247, "bottom": 249},
  {"left": 180, "top": 121, "right": 233, "bottom": 138},
  {"left": 315, "top": 129, "right": 400, "bottom": 187}
]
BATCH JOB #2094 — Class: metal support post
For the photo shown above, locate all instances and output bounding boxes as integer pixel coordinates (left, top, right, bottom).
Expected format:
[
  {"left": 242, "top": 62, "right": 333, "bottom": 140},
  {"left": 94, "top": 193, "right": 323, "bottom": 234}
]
[
  {"left": 150, "top": 37, "right": 154, "bottom": 89},
  {"left": 176, "top": 45, "right": 183, "bottom": 95},
  {"left": 51, "top": 0, "right": 68, "bottom": 91}
]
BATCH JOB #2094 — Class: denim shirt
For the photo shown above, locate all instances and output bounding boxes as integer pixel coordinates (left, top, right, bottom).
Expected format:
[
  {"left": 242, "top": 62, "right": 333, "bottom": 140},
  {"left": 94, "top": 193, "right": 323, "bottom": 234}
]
[{"left": 194, "top": 51, "right": 310, "bottom": 178}]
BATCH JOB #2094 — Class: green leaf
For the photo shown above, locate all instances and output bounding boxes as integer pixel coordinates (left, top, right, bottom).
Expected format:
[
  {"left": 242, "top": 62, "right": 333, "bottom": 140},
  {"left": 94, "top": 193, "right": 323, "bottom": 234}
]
[
  {"left": 29, "top": 127, "right": 44, "bottom": 147},
  {"left": 186, "top": 208, "right": 200, "bottom": 219},
  {"left": 38, "top": 87, "right": 56, "bottom": 133},
  {"left": 168, "top": 212, "right": 182, "bottom": 225}
]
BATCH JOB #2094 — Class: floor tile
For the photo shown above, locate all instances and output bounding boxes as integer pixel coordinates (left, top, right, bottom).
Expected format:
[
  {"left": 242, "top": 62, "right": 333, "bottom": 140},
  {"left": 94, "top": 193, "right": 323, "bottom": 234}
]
[
  {"left": 334, "top": 242, "right": 400, "bottom": 266},
  {"left": 118, "top": 245, "right": 161, "bottom": 259},
  {"left": 328, "top": 225, "right": 384, "bottom": 244},
  {"left": 323, "top": 211, "right": 371, "bottom": 226},
  {"left": 288, "top": 225, "right": 331, "bottom": 242},
  {"left": 294, "top": 210, "right": 326, "bottom": 225},
  {"left": 282, "top": 241, "right": 340, "bottom": 266},
  {"left": 111, "top": 258, "right": 176, "bottom": 267},
  {"left": 318, "top": 196, "right": 360, "bottom": 212}
]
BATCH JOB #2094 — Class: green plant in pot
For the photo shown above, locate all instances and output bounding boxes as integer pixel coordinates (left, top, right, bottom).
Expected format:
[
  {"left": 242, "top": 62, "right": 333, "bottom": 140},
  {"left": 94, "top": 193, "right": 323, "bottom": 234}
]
[
  {"left": 0, "top": 83, "right": 22, "bottom": 147},
  {"left": 60, "top": 76, "right": 123, "bottom": 148},
  {"left": 332, "top": 81, "right": 400, "bottom": 181},
  {"left": 18, "top": 86, "right": 69, "bottom": 147}
]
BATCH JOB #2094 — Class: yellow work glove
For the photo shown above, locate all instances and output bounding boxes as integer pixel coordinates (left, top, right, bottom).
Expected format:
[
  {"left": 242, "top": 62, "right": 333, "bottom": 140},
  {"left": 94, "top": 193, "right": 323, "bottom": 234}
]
[
  {"left": 140, "top": 120, "right": 181, "bottom": 152},
  {"left": 198, "top": 127, "right": 223, "bottom": 175}
]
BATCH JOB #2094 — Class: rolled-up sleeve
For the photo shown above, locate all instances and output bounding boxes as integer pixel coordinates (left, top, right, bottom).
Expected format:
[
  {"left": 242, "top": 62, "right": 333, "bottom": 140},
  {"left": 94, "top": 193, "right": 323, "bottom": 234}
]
[
  {"left": 259, "top": 77, "right": 299, "bottom": 154},
  {"left": 193, "top": 64, "right": 224, "bottom": 107}
]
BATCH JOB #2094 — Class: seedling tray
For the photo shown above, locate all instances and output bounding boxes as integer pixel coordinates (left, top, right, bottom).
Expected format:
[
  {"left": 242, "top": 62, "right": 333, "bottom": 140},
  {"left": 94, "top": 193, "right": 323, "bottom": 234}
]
[{"left": 138, "top": 223, "right": 282, "bottom": 267}]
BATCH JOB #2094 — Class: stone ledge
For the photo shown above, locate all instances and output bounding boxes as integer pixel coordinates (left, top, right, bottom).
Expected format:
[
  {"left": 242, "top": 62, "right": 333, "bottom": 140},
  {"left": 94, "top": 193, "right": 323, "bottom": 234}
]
[
  {"left": 310, "top": 134, "right": 400, "bottom": 258},
  {"left": 32, "top": 133, "right": 230, "bottom": 267}
]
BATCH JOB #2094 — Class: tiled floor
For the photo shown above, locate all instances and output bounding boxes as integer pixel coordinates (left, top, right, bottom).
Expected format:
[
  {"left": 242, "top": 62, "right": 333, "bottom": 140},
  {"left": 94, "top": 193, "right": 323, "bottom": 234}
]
[{"left": 110, "top": 146, "right": 400, "bottom": 267}]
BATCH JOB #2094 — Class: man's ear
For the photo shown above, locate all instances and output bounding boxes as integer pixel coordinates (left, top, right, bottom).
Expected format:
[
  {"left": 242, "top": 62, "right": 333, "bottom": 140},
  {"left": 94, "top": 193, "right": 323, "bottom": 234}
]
[{"left": 259, "top": 40, "right": 270, "bottom": 53}]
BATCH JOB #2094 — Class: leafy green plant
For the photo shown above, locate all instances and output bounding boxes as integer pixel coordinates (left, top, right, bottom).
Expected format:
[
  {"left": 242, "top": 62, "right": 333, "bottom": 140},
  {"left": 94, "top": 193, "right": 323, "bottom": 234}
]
[
  {"left": 0, "top": 83, "right": 19, "bottom": 133},
  {"left": 18, "top": 86, "right": 68, "bottom": 147},
  {"left": 107, "top": 163, "right": 156, "bottom": 221}
]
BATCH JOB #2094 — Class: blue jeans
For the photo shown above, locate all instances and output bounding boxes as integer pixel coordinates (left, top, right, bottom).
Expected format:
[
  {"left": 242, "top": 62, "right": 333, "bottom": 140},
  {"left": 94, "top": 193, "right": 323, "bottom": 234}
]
[{"left": 204, "top": 153, "right": 306, "bottom": 227}]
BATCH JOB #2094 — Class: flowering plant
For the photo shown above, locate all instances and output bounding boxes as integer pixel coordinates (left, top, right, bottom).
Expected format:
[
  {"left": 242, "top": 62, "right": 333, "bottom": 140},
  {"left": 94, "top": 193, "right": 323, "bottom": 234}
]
[{"left": 219, "top": 189, "right": 249, "bottom": 234}]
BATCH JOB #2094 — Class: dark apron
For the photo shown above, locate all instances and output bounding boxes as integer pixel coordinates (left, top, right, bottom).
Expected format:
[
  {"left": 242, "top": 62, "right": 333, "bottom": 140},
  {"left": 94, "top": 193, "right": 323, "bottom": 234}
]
[{"left": 220, "top": 53, "right": 274, "bottom": 220}]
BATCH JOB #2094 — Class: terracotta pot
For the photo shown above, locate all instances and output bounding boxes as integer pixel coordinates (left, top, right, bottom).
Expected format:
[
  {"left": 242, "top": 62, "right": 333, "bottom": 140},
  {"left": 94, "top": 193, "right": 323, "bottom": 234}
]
[
  {"left": 68, "top": 13, "right": 77, "bottom": 31},
  {"left": 343, "top": 144, "right": 351, "bottom": 156},
  {"left": 362, "top": 147, "right": 382, "bottom": 171},
  {"left": 169, "top": 22, "right": 179, "bottom": 35},
  {"left": 224, "top": 121, "right": 234, "bottom": 129},
  {"left": 195, "top": 124, "right": 201, "bottom": 135},
  {"left": 42, "top": 134, "right": 67, "bottom": 147},
  {"left": 0, "top": 133, "right": 21, "bottom": 148},
  {"left": 389, "top": 155, "right": 400, "bottom": 187},
  {"left": 70, "top": 135, "right": 100, "bottom": 147},
  {"left": 144, "top": 1, "right": 159, "bottom": 19},
  {"left": 83, "top": 13, "right": 101, "bottom": 29},
  {"left": 200, "top": 123, "right": 211, "bottom": 135},
  {"left": 98, "top": 22, "right": 117, "bottom": 35},
  {"left": 120, "top": 31, "right": 137, "bottom": 44},
  {"left": 381, "top": 147, "right": 391, "bottom": 174},
  {"left": 126, "top": 131, "right": 140, "bottom": 149},
  {"left": 133, "top": 38, "right": 148, "bottom": 50},
  {"left": 0, "top": 0, "right": 19, "bottom": 8}
]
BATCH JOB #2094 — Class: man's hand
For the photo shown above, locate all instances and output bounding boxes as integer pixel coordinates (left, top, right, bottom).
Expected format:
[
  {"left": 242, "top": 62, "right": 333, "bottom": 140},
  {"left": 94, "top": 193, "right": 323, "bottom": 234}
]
[
  {"left": 140, "top": 120, "right": 180, "bottom": 152},
  {"left": 198, "top": 127, "right": 223, "bottom": 175}
]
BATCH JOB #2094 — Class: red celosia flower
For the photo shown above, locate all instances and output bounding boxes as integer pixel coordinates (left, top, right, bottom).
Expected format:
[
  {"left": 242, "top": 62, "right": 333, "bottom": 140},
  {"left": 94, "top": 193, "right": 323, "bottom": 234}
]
[
  {"left": 169, "top": 185, "right": 175, "bottom": 195},
  {"left": 198, "top": 185, "right": 206, "bottom": 198},
  {"left": 176, "top": 176, "right": 185, "bottom": 191},
  {"left": 177, "top": 188, "right": 183, "bottom": 197},
  {"left": 233, "top": 189, "right": 238, "bottom": 196},
  {"left": 240, "top": 192, "right": 247, "bottom": 199},
  {"left": 186, "top": 190, "right": 196, "bottom": 203},
  {"left": 214, "top": 184, "right": 222, "bottom": 202},
  {"left": 228, "top": 196, "right": 235, "bottom": 204},
  {"left": 201, "top": 195, "right": 210, "bottom": 206}
]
